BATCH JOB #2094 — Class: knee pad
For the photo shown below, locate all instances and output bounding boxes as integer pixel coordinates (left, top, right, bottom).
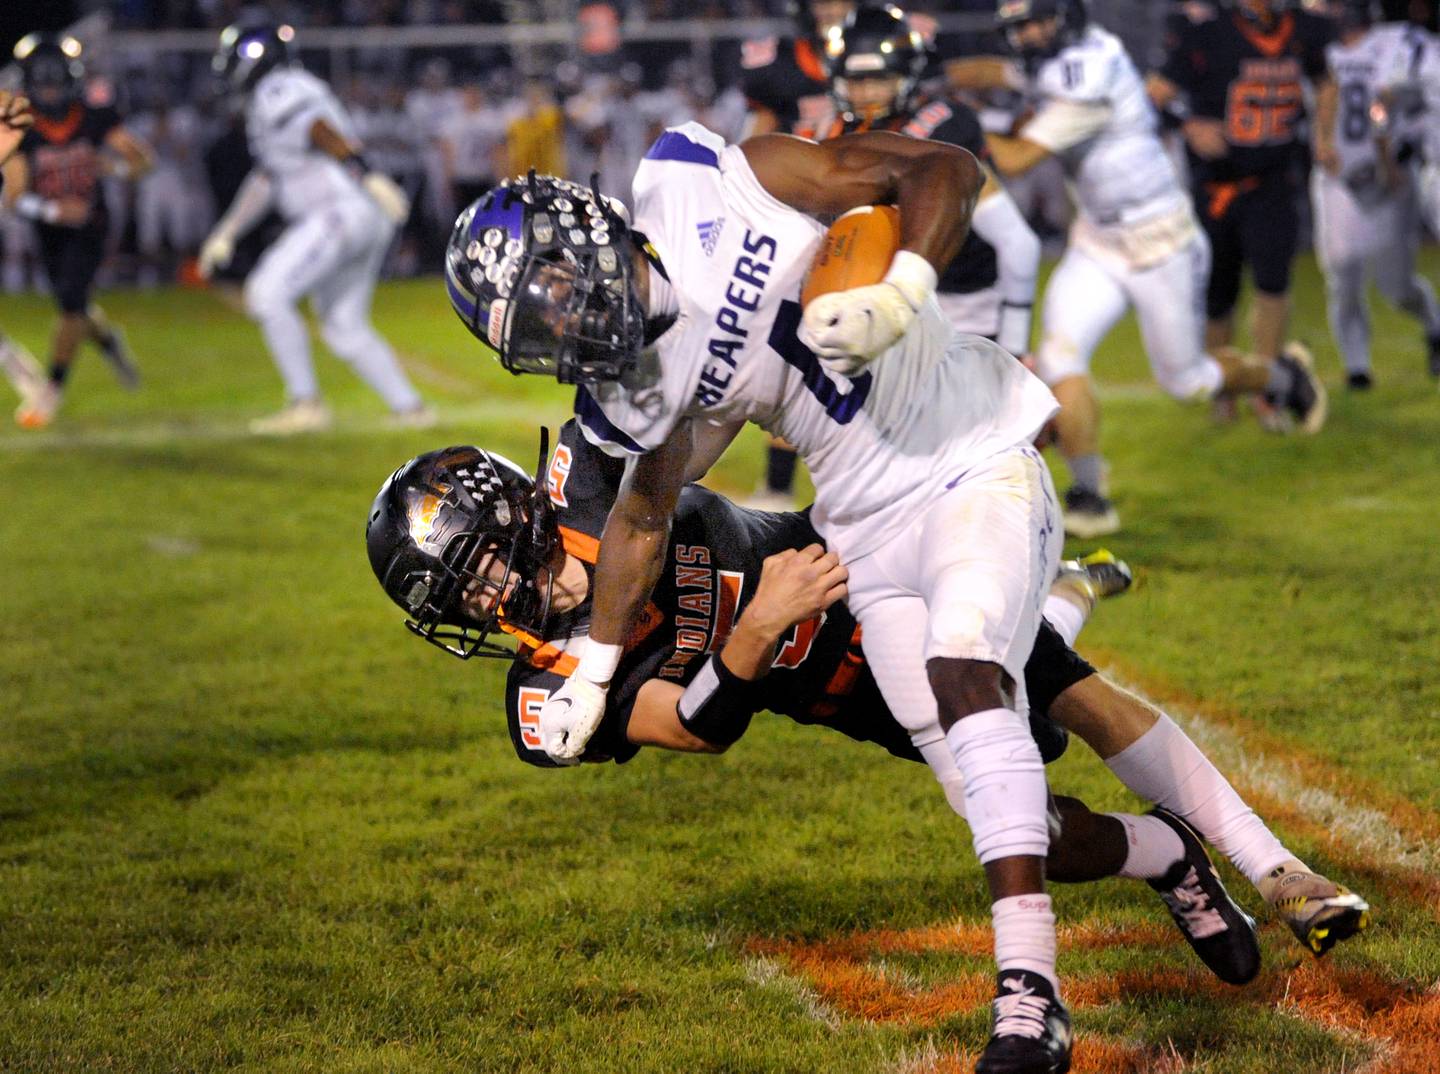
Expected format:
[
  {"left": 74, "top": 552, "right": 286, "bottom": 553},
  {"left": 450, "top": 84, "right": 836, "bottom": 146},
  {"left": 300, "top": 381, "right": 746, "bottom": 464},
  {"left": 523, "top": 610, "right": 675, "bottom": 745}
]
[
  {"left": 1154, "top": 355, "right": 1222, "bottom": 403},
  {"left": 243, "top": 274, "right": 287, "bottom": 323},
  {"left": 945, "top": 708, "right": 1051, "bottom": 863},
  {"left": 1033, "top": 335, "right": 1086, "bottom": 387}
]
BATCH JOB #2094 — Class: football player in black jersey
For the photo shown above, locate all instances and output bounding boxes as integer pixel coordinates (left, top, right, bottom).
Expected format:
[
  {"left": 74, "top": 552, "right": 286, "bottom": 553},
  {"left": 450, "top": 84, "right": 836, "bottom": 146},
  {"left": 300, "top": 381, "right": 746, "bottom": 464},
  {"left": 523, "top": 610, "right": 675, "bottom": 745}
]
[
  {"left": 754, "top": 4, "right": 1045, "bottom": 512},
  {"left": 1148, "top": 0, "right": 1334, "bottom": 398},
  {"left": 741, "top": 0, "right": 857, "bottom": 137},
  {"left": 0, "top": 90, "right": 49, "bottom": 408},
  {"left": 366, "top": 423, "right": 1371, "bottom": 981},
  {"left": 0, "top": 33, "right": 153, "bottom": 430}
]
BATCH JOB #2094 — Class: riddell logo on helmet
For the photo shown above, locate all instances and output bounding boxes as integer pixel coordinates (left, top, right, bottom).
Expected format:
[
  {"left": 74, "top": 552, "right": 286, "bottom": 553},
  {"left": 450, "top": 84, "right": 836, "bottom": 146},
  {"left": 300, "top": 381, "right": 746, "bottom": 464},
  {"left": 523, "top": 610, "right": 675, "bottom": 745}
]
[{"left": 487, "top": 299, "right": 508, "bottom": 349}]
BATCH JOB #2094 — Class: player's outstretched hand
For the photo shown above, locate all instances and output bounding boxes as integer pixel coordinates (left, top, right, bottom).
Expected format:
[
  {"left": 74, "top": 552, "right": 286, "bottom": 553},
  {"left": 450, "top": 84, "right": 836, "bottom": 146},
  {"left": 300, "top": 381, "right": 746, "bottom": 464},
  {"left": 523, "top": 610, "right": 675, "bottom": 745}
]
[
  {"left": 539, "top": 673, "right": 609, "bottom": 763},
  {"left": 198, "top": 231, "right": 235, "bottom": 279},
  {"left": 362, "top": 172, "right": 410, "bottom": 225},
  {"left": 745, "top": 544, "right": 849, "bottom": 638},
  {"left": 800, "top": 282, "right": 916, "bottom": 375},
  {"left": 0, "top": 92, "right": 33, "bottom": 168}
]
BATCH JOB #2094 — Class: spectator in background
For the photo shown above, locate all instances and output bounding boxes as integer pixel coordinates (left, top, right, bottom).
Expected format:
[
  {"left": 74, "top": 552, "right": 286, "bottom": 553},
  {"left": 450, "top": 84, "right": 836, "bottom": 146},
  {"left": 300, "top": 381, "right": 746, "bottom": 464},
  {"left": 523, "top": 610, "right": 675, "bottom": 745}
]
[
  {"left": 353, "top": 77, "right": 425, "bottom": 274},
  {"left": 405, "top": 57, "right": 463, "bottom": 260},
  {"left": 441, "top": 80, "right": 509, "bottom": 210},
  {"left": 132, "top": 97, "right": 214, "bottom": 285},
  {"left": 506, "top": 78, "right": 566, "bottom": 178}
]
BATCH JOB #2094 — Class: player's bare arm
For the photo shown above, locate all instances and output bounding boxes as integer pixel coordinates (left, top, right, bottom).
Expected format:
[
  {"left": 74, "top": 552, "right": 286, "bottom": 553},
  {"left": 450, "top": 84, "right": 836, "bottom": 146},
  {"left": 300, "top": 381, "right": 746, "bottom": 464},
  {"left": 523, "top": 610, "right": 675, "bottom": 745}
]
[
  {"left": 1146, "top": 70, "right": 1228, "bottom": 160},
  {"left": 944, "top": 55, "right": 1020, "bottom": 93},
  {"left": 103, "top": 125, "right": 155, "bottom": 179},
  {"left": 984, "top": 130, "right": 1053, "bottom": 177},
  {"left": 310, "top": 115, "right": 410, "bottom": 224},
  {"left": 1312, "top": 77, "right": 1340, "bottom": 175},
  {"left": 741, "top": 130, "right": 982, "bottom": 273},
  {"left": 588, "top": 420, "right": 696, "bottom": 648},
  {"left": 625, "top": 544, "right": 848, "bottom": 752}
]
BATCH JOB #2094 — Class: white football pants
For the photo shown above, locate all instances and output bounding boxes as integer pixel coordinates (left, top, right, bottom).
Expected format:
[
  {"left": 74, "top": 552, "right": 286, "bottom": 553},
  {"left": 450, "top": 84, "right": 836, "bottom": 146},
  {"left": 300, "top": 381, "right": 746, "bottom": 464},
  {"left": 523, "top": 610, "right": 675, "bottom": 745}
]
[
  {"left": 844, "top": 445, "right": 1059, "bottom": 859},
  {"left": 1035, "top": 232, "right": 1223, "bottom": 402},
  {"left": 244, "top": 198, "right": 421, "bottom": 411},
  {"left": 1312, "top": 169, "right": 1440, "bottom": 376}
]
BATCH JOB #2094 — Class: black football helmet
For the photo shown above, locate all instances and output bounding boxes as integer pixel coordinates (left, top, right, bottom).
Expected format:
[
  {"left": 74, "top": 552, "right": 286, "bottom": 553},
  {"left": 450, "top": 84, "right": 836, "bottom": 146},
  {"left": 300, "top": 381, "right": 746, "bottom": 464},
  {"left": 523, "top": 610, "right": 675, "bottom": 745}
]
[
  {"left": 366, "top": 436, "right": 558, "bottom": 659},
  {"left": 996, "top": 0, "right": 1088, "bottom": 65},
  {"left": 213, "top": 23, "right": 295, "bottom": 94},
  {"left": 1220, "top": 0, "right": 1289, "bottom": 24},
  {"left": 826, "top": 4, "right": 929, "bottom": 121},
  {"left": 13, "top": 33, "right": 84, "bottom": 120},
  {"left": 445, "top": 174, "right": 645, "bottom": 385},
  {"left": 1333, "top": 0, "right": 1380, "bottom": 30}
]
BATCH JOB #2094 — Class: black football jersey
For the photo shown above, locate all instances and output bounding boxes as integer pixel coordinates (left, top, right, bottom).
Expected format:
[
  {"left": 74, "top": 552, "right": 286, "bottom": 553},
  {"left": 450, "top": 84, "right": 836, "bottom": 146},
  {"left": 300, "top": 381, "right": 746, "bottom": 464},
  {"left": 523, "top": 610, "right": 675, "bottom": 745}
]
[
  {"left": 799, "top": 94, "right": 998, "bottom": 297},
  {"left": 19, "top": 104, "right": 121, "bottom": 215},
  {"left": 740, "top": 35, "right": 832, "bottom": 131},
  {"left": 503, "top": 419, "right": 920, "bottom": 768},
  {"left": 1159, "top": 6, "right": 1333, "bottom": 182}
]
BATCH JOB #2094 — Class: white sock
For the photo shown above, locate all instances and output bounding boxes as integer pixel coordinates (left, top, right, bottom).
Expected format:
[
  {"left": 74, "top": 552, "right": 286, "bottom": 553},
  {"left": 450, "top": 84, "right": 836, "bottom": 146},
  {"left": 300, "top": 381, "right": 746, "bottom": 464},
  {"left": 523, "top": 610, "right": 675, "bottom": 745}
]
[
  {"left": 1104, "top": 713, "right": 1293, "bottom": 886},
  {"left": 992, "top": 894, "right": 1059, "bottom": 994},
  {"left": 1042, "top": 593, "right": 1087, "bottom": 648},
  {"left": 1108, "top": 812, "right": 1184, "bottom": 880},
  {"left": 944, "top": 708, "right": 1051, "bottom": 862}
]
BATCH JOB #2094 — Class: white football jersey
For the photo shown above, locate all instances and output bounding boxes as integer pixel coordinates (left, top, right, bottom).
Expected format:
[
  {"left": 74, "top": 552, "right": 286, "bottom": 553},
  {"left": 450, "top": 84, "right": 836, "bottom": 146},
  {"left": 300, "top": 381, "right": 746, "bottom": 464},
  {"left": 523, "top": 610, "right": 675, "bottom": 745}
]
[
  {"left": 1329, "top": 23, "right": 1432, "bottom": 178},
  {"left": 577, "top": 123, "right": 1058, "bottom": 561},
  {"left": 1372, "top": 24, "right": 1440, "bottom": 166},
  {"left": 1021, "top": 27, "right": 1184, "bottom": 226},
  {"left": 246, "top": 67, "right": 369, "bottom": 221}
]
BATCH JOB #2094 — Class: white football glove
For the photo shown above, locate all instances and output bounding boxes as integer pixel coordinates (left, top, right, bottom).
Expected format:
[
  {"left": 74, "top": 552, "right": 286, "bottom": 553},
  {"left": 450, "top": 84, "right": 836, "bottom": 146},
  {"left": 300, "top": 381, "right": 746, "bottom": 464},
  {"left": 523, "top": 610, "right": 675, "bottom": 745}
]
[
  {"left": 362, "top": 171, "right": 411, "bottom": 225},
  {"left": 197, "top": 232, "right": 235, "bottom": 279},
  {"left": 539, "top": 674, "right": 610, "bottom": 763},
  {"left": 798, "top": 251, "right": 939, "bottom": 375}
]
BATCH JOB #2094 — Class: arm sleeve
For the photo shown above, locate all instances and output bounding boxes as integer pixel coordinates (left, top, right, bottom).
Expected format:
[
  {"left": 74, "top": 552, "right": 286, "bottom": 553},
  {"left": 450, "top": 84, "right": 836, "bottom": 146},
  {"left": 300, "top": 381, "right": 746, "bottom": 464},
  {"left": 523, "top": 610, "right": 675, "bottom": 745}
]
[
  {"left": 969, "top": 188, "right": 1040, "bottom": 356},
  {"left": 1020, "top": 98, "right": 1115, "bottom": 153},
  {"left": 211, "top": 168, "right": 274, "bottom": 241}
]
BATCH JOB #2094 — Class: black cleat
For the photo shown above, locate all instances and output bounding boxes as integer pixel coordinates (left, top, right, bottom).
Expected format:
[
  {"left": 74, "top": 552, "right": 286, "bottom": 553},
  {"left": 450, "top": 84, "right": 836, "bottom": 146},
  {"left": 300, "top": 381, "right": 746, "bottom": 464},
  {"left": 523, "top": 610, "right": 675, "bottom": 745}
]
[
  {"left": 975, "top": 970, "right": 1073, "bottom": 1074},
  {"left": 1263, "top": 342, "right": 1326, "bottom": 434},
  {"left": 98, "top": 327, "right": 140, "bottom": 390},
  {"left": 1346, "top": 371, "right": 1373, "bottom": 391},
  {"left": 1061, "top": 487, "right": 1119, "bottom": 539},
  {"left": 1427, "top": 334, "right": 1440, "bottom": 379},
  {"left": 1146, "top": 809, "right": 1261, "bottom": 985}
]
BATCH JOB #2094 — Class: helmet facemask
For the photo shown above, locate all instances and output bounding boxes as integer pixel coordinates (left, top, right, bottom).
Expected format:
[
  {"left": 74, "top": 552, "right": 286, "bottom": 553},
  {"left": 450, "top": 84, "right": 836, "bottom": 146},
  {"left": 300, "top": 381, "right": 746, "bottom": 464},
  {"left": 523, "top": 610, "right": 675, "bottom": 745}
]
[
  {"left": 368, "top": 436, "right": 559, "bottom": 660},
  {"left": 446, "top": 176, "right": 645, "bottom": 386}
]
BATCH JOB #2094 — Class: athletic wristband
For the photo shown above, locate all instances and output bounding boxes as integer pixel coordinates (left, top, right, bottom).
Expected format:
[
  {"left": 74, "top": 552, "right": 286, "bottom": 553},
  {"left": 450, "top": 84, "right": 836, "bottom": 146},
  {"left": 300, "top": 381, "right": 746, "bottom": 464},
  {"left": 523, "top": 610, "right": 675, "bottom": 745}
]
[
  {"left": 883, "top": 249, "right": 939, "bottom": 311},
  {"left": 576, "top": 639, "right": 623, "bottom": 686},
  {"left": 997, "top": 301, "right": 1033, "bottom": 357},
  {"left": 13, "top": 193, "right": 60, "bottom": 223},
  {"left": 676, "top": 653, "right": 761, "bottom": 747}
]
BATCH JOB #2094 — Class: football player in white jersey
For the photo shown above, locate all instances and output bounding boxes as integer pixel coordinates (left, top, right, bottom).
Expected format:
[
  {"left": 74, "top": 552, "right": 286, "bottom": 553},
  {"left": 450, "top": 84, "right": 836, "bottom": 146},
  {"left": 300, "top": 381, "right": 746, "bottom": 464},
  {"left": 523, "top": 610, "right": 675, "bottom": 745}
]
[
  {"left": 1313, "top": 0, "right": 1440, "bottom": 388},
  {"left": 952, "top": 0, "right": 1326, "bottom": 539},
  {"left": 200, "top": 23, "right": 432, "bottom": 435},
  {"left": 445, "top": 126, "right": 1075, "bottom": 1071}
]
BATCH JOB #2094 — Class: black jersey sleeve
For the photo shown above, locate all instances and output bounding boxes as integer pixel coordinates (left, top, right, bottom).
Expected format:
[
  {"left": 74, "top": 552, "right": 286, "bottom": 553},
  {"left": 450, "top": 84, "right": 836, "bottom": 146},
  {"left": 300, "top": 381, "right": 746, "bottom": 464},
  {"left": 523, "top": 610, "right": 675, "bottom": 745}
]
[
  {"left": 1157, "top": 12, "right": 1208, "bottom": 94},
  {"left": 548, "top": 416, "right": 625, "bottom": 543},
  {"left": 89, "top": 106, "right": 123, "bottom": 143},
  {"left": 902, "top": 98, "right": 986, "bottom": 159}
]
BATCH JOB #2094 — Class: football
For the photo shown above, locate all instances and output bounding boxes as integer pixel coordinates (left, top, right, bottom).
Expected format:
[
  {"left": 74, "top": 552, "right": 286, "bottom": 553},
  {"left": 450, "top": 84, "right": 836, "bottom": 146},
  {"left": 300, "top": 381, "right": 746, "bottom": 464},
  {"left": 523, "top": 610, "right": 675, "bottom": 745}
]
[{"left": 800, "top": 204, "right": 902, "bottom": 308}]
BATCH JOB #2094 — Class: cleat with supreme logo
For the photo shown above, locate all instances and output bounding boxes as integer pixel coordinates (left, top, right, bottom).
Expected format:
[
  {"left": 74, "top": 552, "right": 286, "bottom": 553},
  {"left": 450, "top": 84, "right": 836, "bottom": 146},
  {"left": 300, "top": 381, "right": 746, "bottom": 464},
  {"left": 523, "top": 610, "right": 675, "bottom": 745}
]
[
  {"left": 1266, "top": 868, "right": 1371, "bottom": 957},
  {"left": 1146, "top": 808, "right": 1261, "bottom": 985},
  {"left": 975, "top": 969, "right": 1072, "bottom": 1074}
]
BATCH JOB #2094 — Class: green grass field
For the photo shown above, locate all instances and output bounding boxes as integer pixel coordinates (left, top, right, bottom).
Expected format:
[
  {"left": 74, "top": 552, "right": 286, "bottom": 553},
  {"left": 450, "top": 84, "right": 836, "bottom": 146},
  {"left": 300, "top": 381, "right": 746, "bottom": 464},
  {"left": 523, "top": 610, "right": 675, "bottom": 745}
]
[{"left": 1, "top": 255, "right": 1438, "bottom": 1073}]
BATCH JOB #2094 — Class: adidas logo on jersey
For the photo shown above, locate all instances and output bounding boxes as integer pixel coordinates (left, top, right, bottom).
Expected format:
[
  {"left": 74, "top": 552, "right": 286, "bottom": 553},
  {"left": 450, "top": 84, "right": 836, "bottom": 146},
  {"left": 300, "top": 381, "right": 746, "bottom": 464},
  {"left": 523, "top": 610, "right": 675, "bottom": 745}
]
[{"left": 697, "top": 217, "right": 725, "bottom": 257}]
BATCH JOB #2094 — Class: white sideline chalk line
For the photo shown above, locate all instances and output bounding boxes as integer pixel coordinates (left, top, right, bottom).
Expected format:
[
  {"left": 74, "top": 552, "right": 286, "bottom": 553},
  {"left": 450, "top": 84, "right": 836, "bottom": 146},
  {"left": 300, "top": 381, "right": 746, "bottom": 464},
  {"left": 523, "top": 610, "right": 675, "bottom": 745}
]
[{"left": 0, "top": 401, "right": 571, "bottom": 454}]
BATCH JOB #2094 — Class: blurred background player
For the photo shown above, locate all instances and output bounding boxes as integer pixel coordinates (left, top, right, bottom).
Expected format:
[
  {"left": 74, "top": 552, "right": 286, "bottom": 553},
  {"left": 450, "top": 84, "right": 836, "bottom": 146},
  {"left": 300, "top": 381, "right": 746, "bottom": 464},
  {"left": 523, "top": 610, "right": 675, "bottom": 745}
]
[
  {"left": 740, "top": 0, "right": 858, "bottom": 135},
  {"left": 1313, "top": 0, "right": 1440, "bottom": 389},
  {"left": 1148, "top": 0, "right": 1334, "bottom": 412},
  {"left": 201, "top": 23, "right": 432, "bottom": 436},
  {"left": 956, "top": 0, "right": 1325, "bottom": 539},
  {"left": 0, "top": 89, "right": 47, "bottom": 408},
  {"left": 753, "top": 3, "right": 1043, "bottom": 512},
  {"left": 1, "top": 33, "right": 152, "bottom": 430}
]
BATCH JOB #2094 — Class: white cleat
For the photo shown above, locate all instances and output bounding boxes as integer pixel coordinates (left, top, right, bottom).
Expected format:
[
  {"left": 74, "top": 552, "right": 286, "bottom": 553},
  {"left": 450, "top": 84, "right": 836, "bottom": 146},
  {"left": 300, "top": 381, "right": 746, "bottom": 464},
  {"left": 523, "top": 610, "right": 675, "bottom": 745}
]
[
  {"left": 388, "top": 404, "right": 438, "bottom": 430},
  {"left": 14, "top": 382, "right": 61, "bottom": 430},
  {"left": 249, "top": 399, "right": 333, "bottom": 436}
]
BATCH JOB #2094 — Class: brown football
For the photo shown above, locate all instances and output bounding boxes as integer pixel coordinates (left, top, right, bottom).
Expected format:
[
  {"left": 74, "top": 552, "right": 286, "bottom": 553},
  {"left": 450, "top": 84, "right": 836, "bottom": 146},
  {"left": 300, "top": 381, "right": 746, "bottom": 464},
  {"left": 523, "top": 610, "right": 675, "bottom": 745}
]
[{"left": 801, "top": 204, "right": 902, "bottom": 308}]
